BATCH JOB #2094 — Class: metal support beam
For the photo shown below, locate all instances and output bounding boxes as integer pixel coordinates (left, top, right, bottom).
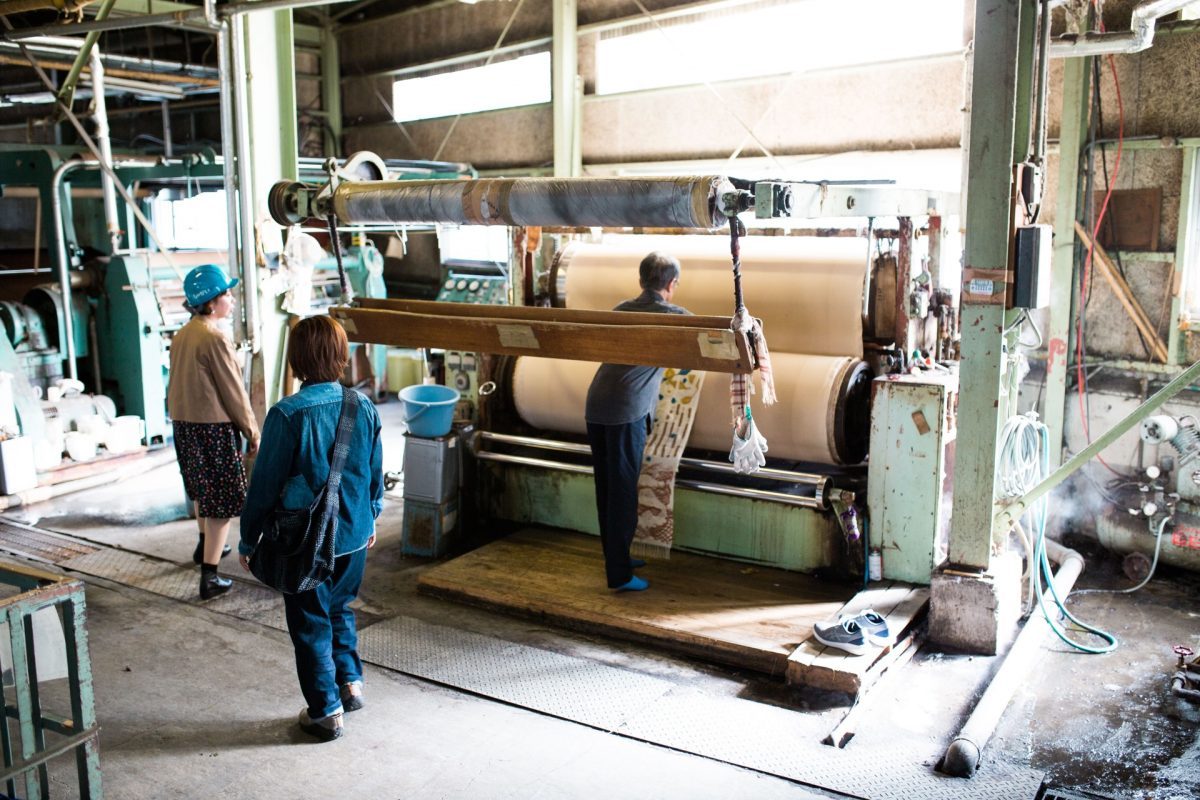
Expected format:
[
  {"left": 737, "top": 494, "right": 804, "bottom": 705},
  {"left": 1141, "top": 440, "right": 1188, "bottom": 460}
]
[
  {"left": 552, "top": 0, "right": 579, "bottom": 177},
  {"left": 948, "top": 0, "right": 1029, "bottom": 570},
  {"left": 320, "top": 25, "right": 341, "bottom": 156},
  {"left": 54, "top": 0, "right": 116, "bottom": 109},
  {"left": 237, "top": 6, "right": 299, "bottom": 414},
  {"left": 1043, "top": 55, "right": 1092, "bottom": 466},
  {"left": 1170, "top": 147, "right": 1198, "bottom": 363}
]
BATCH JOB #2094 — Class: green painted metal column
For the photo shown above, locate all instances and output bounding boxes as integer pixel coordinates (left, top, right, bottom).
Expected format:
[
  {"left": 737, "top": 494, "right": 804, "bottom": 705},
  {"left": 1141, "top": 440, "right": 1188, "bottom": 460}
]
[
  {"left": 236, "top": 7, "right": 300, "bottom": 415},
  {"left": 552, "top": 0, "right": 580, "bottom": 177},
  {"left": 948, "top": 0, "right": 1029, "bottom": 570},
  {"left": 1043, "top": 56, "right": 1092, "bottom": 466},
  {"left": 1170, "top": 146, "right": 1198, "bottom": 364},
  {"left": 321, "top": 25, "right": 343, "bottom": 157}
]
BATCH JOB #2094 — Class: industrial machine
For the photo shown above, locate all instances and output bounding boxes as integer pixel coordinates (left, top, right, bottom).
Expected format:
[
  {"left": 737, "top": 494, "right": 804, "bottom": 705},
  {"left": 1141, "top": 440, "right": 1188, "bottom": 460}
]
[
  {"left": 1089, "top": 413, "right": 1200, "bottom": 580},
  {"left": 269, "top": 165, "right": 962, "bottom": 584},
  {"left": 0, "top": 146, "right": 472, "bottom": 483}
]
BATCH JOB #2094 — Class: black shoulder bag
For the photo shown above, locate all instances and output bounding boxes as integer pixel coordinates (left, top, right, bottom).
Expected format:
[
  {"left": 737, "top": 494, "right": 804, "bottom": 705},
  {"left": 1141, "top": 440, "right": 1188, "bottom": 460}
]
[{"left": 249, "top": 387, "right": 358, "bottom": 594}]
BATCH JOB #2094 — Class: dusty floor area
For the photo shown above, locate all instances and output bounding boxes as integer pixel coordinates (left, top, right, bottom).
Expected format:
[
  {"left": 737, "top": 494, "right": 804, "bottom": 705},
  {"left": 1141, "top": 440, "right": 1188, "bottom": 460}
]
[{"left": 0, "top": 400, "right": 1195, "bottom": 799}]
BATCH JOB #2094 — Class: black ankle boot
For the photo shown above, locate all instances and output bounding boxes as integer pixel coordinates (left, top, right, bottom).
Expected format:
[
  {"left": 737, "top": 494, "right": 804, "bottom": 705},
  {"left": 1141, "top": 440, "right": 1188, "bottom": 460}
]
[
  {"left": 193, "top": 536, "right": 233, "bottom": 566},
  {"left": 199, "top": 567, "right": 232, "bottom": 600}
]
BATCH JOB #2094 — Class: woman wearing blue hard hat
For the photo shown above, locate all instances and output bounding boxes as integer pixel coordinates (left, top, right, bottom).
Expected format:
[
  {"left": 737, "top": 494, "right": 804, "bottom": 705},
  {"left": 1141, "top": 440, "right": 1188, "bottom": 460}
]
[{"left": 167, "top": 263, "right": 261, "bottom": 600}]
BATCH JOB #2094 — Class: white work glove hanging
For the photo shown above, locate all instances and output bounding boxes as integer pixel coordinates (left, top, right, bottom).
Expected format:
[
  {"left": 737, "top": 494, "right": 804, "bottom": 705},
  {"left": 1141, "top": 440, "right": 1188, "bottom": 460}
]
[{"left": 729, "top": 415, "right": 769, "bottom": 474}]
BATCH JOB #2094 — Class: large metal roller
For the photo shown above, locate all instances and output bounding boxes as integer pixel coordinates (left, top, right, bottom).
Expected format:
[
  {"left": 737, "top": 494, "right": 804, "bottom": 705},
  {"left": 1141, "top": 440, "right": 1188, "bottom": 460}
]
[
  {"left": 555, "top": 235, "right": 868, "bottom": 357},
  {"left": 323, "top": 176, "right": 739, "bottom": 229},
  {"left": 512, "top": 353, "right": 871, "bottom": 465}
]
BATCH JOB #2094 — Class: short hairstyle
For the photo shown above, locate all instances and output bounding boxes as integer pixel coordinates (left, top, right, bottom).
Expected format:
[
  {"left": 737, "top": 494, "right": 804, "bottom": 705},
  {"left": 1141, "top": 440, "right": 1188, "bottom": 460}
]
[
  {"left": 638, "top": 251, "right": 681, "bottom": 292},
  {"left": 289, "top": 315, "right": 350, "bottom": 383}
]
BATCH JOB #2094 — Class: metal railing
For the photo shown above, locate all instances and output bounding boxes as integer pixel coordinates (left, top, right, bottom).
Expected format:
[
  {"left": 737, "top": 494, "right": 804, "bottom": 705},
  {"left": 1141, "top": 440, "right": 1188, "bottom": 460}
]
[{"left": 0, "top": 563, "right": 100, "bottom": 799}]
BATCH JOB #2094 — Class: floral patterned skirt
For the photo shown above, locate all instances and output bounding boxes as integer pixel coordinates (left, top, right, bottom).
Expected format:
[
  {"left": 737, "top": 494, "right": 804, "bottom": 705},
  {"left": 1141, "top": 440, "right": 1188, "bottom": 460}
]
[{"left": 173, "top": 421, "right": 247, "bottom": 519}]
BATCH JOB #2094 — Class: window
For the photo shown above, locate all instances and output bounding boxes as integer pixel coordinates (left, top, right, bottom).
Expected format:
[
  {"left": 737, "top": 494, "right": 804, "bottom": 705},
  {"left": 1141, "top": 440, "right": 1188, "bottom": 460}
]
[
  {"left": 150, "top": 190, "right": 229, "bottom": 250},
  {"left": 595, "top": 0, "right": 964, "bottom": 96},
  {"left": 437, "top": 225, "right": 509, "bottom": 267},
  {"left": 392, "top": 51, "right": 551, "bottom": 123}
]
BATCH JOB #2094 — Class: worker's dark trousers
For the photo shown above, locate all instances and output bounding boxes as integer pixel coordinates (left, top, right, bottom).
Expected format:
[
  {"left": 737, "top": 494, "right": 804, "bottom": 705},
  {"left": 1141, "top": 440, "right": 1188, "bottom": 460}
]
[{"left": 587, "top": 415, "right": 648, "bottom": 588}]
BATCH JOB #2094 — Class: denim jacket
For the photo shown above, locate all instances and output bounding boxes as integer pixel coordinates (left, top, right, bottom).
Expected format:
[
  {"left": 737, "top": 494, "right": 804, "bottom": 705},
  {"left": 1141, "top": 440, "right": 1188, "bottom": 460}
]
[{"left": 240, "top": 382, "right": 384, "bottom": 558}]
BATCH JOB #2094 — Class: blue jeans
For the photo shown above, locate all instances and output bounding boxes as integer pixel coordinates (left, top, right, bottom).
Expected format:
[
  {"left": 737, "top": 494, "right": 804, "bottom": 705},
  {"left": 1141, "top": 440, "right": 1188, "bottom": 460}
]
[
  {"left": 282, "top": 546, "right": 367, "bottom": 718},
  {"left": 587, "top": 416, "right": 648, "bottom": 588}
]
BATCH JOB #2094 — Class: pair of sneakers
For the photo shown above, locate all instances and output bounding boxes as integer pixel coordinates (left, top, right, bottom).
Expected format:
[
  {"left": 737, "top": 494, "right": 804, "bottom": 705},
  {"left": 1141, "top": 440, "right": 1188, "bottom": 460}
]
[{"left": 811, "top": 609, "right": 890, "bottom": 656}]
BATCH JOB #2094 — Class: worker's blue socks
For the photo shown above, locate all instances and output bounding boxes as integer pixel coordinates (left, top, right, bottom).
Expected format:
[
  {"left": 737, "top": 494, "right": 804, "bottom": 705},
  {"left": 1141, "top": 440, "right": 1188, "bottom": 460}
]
[
  {"left": 614, "top": 576, "right": 649, "bottom": 592},
  {"left": 631, "top": 559, "right": 646, "bottom": 569}
]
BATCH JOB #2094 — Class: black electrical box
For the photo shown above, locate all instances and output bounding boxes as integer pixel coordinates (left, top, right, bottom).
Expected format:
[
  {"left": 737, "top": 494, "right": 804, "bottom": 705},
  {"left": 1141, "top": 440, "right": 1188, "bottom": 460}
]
[{"left": 1013, "top": 224, "right": 1052, "bottom": 309}]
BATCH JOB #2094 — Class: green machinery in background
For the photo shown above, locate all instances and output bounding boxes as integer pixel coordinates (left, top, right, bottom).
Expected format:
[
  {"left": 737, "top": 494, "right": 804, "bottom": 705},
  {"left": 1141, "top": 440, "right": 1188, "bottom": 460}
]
[{"left": 0, "top": 146, "right": 471, "bottom": 452}]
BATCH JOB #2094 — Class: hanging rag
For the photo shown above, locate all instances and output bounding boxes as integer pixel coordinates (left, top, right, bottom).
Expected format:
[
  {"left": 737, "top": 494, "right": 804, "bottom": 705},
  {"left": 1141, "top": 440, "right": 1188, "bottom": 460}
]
[
  {"left": 726, "top": 217, "right": 776, "bottom": 473},
  {"left": 633, "top": 368, "right": 706, "bottom": 558}
]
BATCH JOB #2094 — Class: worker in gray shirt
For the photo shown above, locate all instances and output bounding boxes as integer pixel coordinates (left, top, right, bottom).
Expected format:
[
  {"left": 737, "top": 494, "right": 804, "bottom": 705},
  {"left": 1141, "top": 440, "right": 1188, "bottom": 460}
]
[{"left": 585, "top": 251, "right": 691, "bottom": 591}]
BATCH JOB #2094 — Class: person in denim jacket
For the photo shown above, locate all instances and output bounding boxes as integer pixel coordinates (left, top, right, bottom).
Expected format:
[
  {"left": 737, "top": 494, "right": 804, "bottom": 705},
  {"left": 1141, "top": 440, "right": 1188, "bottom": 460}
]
[{"left": 239, "top": 316, "right": 384, "bottom": 742}]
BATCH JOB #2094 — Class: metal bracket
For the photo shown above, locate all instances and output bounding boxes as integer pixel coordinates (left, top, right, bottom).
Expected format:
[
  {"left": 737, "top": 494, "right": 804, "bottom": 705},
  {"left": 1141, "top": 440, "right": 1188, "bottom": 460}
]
[{"left": 753, "top": 181, "right": 959, "bottom": 219}]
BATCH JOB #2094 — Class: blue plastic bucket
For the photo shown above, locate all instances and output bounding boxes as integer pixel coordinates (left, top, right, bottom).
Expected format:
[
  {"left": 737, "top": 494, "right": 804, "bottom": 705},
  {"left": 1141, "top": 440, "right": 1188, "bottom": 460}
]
[{"left": 399, "top": 384, "right": 459, "bottom": 437}]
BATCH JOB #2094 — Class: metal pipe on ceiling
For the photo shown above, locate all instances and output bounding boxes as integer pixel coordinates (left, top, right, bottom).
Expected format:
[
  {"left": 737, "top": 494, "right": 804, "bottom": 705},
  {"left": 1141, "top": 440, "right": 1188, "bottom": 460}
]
[
  {"left": 4, "top": 0, "right": 372, "bottom": 40},
  {"left": 53, "top": 0, "right": 114, "bottom": 107},
  {"left": 88, "top": 46, "right": 122, "bottom": 253},
  {"left": 0, "top": 52, "right": 217, "bottom": 85},
  {"left": 1050, "top": 0, "right": 1197, "bottom": 56},
  {"left": 0, "top": 39, "right": 219, "bottom": 78},
  {"left": 0, "top": 0, "right": 94, "bottom": 15}
]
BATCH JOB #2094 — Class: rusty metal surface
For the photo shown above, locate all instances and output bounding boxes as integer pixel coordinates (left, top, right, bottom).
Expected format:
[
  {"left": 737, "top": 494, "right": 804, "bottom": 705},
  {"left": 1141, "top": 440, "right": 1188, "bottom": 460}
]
[{"left": 0, "top": 520, "right": 99, "bottom": 563}]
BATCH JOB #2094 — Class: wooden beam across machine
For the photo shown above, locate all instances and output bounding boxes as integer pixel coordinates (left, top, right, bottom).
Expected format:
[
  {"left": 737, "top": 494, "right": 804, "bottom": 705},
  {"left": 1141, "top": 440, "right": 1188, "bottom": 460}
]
[{"left": 331, "top": 299, "right": 755, "bottom": 373}]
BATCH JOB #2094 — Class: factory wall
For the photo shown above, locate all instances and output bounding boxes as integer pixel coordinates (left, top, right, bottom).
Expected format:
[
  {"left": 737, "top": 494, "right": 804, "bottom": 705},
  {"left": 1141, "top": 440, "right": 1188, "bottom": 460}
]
[{"left": 338, "top": 0, "right": 969, "bottom": 168}]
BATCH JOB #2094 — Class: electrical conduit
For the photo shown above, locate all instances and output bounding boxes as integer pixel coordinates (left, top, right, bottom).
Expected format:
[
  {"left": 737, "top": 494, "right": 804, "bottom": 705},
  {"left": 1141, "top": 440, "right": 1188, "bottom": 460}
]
[
  {"left": 941, "top": 537, "right": 1085, "bottom": 778},
  {"left": 88, "top": 46, "right": 122, "bottom": 254}
]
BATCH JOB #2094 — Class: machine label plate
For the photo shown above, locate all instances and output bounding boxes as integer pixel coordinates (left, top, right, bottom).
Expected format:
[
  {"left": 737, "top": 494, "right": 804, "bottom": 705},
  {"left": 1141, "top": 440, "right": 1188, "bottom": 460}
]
[
  {"left": 697, "top": 332, "right": 738, "bottom": 360},
  {"left": 498, "top": 324, "right": 539, "bottom": 349}
]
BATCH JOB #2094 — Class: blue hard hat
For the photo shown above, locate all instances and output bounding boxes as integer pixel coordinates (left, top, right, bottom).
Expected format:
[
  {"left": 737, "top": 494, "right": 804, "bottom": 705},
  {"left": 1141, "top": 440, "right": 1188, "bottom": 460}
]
[{"left": 183, "top": 264, "right": 239, "bottom": 308}]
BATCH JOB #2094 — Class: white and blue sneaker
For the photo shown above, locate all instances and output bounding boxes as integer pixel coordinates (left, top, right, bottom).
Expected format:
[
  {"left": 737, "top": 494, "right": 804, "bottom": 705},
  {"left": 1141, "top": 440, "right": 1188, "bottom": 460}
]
[
  {"left": 851, "top": 609, "right": 891, "bottom": 646},
  {"left": 812, "top": 618, "right": 871, "bottom": 656}
]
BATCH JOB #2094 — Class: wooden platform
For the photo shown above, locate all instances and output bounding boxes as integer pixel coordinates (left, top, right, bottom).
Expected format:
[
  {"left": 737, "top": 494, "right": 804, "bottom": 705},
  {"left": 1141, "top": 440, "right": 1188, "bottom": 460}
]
[
  {"left": 787, "top": 582, "right": 929, "bottom": 694},
  {"left": 417, "top": 528, "right": 928, "bottom": 687}
]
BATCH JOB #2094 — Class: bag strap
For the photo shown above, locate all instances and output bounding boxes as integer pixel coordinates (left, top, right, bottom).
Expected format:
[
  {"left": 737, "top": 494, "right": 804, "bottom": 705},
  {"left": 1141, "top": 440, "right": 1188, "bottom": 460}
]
[{"left": 324, "top": 386, "right": 359, "bottom": 497}]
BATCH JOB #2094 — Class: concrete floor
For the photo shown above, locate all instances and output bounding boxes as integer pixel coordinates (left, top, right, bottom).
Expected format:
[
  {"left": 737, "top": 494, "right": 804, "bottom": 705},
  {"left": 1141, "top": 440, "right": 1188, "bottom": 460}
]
[{"left": 0, "top": 400, "right": 1197, "bottom": 799}]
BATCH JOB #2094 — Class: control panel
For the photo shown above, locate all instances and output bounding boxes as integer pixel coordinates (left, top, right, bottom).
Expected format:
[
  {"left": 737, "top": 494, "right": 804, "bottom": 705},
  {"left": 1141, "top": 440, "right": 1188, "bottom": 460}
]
[
  {"left": 446, "top": 351, "right": 478, "bottom": 422},
  {"left": 435, "top": 272, "right": 508, "bottom": 423},
  {"left": 436, "top": 273, "right": 508, "bottom": 304}
]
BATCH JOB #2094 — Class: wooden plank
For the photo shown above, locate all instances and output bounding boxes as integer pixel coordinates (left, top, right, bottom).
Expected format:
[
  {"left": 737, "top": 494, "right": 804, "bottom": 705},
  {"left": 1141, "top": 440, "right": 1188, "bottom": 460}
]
[
  {"left": 1075, "top": 221, "right": 1169, "bottom": 363},
  {"left": 417, "top": 528, "right": 852, "bottom": 677},
  {"left": 785, "top": 583, "right": 930, "bottom": 693},
  {"left": 331, "top": 307, "right": 755, "bottom": 373},
  {"left": 823, "top": 632, "right": 921, "bottom": 748},
  {"left": 356, "top": 298, "right": 737, "bottom": 331},
  {"left": 1093, "top": 187, "right": 1161, "bottom": 251}
]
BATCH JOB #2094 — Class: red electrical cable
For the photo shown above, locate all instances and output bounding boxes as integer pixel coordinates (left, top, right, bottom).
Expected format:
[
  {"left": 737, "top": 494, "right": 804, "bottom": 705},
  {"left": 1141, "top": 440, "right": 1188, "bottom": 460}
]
[{"left": 1074, "top": 44, "right": 1125, "bottom": 475}]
